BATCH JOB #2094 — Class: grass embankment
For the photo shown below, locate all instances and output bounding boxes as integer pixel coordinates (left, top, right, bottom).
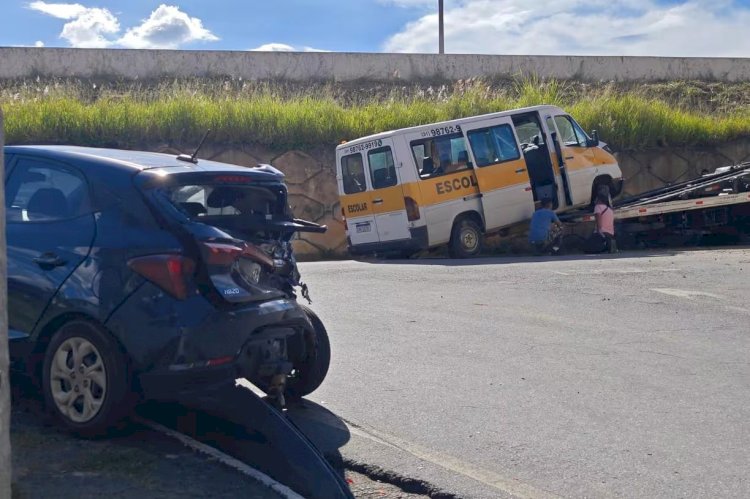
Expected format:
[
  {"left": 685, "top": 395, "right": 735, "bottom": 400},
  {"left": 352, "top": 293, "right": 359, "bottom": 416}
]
[{"left": 2, "top": 78, "right": 750, "bottom": 150}]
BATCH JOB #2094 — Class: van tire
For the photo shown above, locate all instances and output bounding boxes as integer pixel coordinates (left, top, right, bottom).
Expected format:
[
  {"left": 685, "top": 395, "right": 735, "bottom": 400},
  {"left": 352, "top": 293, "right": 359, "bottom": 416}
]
[
  {"left": 449, "top": 218, "right": 483, "bottom": 259},
  {"left": 591, "top": 178, "right": 613, "bottom": 206},
  {"left": 287, "top": 305, "right": 331, "bottom": 399}
]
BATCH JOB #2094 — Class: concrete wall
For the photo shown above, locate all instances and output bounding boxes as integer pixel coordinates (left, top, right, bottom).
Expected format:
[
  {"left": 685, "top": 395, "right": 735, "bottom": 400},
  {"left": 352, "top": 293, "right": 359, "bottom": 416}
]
[
  {"left": 3, "top": 48, "right": 750, "bottom": 82},
  {"left": 148, "top": 139, "right": 750, "bottom": 259}
]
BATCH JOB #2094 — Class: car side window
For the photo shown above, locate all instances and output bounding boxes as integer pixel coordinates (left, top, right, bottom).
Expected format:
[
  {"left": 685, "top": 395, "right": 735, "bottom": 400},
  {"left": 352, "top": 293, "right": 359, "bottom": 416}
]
[
  {"left": 5, "top": 157, "right": 91, "bottom": 223},
  {"left": 368, "top": 147, "right": 398, "bottom": 189}
]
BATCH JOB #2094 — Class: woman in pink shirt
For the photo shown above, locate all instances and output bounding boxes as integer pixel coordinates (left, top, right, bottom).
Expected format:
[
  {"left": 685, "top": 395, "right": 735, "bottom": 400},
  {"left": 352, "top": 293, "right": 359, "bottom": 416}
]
[{"left": 594, "top": 192, "right": 617, "bottom": 253}]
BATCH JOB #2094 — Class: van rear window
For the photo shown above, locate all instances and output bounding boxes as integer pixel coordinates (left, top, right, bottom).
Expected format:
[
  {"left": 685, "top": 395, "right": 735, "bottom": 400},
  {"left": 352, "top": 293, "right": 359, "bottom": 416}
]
[{"left": 341, "top": 153, "right": 367, "bottom": 194}]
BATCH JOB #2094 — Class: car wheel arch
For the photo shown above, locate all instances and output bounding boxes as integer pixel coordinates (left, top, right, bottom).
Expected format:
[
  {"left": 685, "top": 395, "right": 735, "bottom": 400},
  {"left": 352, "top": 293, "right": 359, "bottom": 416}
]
[{"left": 30, "top": 312, "right": 133, "bottom": 388}]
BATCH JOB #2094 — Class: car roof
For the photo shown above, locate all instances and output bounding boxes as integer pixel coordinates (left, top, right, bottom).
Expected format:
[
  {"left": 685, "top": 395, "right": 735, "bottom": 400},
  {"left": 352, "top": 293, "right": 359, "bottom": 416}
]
[{"left": 4, "top": 145, "right": 284, "bottom": 181}]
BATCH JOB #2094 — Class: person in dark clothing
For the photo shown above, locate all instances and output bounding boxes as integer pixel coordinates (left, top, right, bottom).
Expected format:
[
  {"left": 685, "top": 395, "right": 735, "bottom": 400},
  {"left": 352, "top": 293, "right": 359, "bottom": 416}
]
[{"left": 528, "top": 198, "right": 563, "bottom": 255}]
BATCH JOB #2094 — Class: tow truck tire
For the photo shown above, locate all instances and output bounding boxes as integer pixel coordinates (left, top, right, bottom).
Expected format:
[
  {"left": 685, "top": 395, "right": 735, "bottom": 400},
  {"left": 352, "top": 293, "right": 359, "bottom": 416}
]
[
  {"left": 42, "top": 320, "right": 132, "bottom": 437},
  {"left": 287, "top": 305, "right": 331, "bottom": 399},
  {"left": 449, "top": 218, "right": 483, "bottom": 259}
]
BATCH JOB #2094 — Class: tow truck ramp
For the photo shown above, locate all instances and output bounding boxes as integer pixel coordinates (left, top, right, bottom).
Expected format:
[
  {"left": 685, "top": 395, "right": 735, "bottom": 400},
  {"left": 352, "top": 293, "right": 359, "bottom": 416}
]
[{"left": 562, "top": 162, "right": 750, "bottom": 237}]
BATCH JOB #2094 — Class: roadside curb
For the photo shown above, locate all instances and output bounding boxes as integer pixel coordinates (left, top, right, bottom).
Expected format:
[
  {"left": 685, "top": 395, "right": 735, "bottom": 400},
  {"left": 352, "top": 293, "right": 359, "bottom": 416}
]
[{"left": 133, "top": 416, "right": 304, "bottom": 499}]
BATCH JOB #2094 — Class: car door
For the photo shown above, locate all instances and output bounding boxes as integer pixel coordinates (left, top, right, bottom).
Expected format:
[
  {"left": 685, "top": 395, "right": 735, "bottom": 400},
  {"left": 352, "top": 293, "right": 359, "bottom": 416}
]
[
  {"left": 549, "top": 114, "right": 598, "bottom": 206},
  {"left": 339, "top": 151, "right": 380, "bottom": 246},
  {"left": 463, "top": 117, "right": 536, "bottom": 231},
  {"left": 5, "top": 155, "right": 96, "bottom": 341},
  {"left": 365, "top": 140, "right": 411, "bottom": 242}
]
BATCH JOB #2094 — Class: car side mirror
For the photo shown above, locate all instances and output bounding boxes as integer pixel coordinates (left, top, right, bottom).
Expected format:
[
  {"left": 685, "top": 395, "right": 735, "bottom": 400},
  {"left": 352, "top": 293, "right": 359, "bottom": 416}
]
[{"left": 466, "top": 161, "right": 474, "bottom": 169}]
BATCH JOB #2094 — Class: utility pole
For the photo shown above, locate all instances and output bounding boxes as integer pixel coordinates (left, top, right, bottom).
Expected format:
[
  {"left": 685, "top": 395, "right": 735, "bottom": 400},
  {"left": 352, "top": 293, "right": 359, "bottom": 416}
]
[
  {"left": 438, "top": 0, "right": 445, "bottom": 54},
  {"left": 0, "top": 108, "right": 10, "bottom": 499}
]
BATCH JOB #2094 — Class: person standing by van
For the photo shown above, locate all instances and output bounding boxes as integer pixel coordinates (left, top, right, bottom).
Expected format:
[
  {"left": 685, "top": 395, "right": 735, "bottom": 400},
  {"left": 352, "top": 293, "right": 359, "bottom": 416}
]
[
  {"left": 528, "top": 199, "right": 563, "bottom": 255},
  {"left": 594, "top": 192, "right": 617, "bottom": 253}
]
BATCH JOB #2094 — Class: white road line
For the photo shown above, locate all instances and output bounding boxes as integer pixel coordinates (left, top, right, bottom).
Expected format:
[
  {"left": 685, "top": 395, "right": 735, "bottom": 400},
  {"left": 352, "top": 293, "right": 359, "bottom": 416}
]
[
  {"left": 651, "top": 288, "right": 725, "bottom": 300},
  {"left": 300, "top": 407, "right": 562, "bottom": 499},
  {"left": 134, "top": 416, "right": 304, "bottom": 499}
]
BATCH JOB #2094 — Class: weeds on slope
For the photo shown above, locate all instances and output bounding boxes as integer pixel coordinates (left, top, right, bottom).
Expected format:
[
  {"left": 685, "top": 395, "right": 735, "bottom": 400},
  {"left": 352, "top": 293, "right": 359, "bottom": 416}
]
[{"left": 2, "top": 76, "right": 750, "bottom": 150}]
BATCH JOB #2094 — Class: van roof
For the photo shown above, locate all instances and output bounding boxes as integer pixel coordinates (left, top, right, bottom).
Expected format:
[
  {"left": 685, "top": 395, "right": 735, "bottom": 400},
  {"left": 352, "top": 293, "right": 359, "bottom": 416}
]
[{"left": 336, "top": 104, "right": 566, "bottom": 151}]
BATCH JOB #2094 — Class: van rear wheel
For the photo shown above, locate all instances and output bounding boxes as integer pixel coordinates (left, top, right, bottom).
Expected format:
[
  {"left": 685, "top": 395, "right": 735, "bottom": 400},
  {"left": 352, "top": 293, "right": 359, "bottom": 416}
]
[{"left": 449, "top": 218, "right": 483, "bottom": 259}]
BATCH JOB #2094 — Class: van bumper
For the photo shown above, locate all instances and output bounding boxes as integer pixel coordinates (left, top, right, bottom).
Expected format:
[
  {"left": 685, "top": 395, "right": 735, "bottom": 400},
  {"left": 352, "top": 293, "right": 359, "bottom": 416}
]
[{"left": 348, "top": 226, "right": 429, "bottom": 256}]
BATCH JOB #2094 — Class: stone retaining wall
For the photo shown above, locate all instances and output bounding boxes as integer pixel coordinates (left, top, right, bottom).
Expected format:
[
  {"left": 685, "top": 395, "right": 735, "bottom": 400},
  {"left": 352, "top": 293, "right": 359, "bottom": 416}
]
[
  {"left": 151, "top": 139, "right": 750, "bottom": 258},
  {"left": 4, "top": 48, "right": 750, "bottom": 83}
]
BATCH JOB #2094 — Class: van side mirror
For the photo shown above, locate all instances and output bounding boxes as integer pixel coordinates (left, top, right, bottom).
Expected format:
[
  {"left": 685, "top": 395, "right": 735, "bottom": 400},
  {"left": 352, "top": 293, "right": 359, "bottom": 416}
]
[{"left": 587, "top": 130, "right": 600, "bottom": 147}]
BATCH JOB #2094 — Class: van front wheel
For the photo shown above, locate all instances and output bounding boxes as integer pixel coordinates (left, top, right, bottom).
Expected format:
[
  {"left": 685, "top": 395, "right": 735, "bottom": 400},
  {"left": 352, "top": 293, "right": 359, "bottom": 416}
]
[{"left": 449, "top": 218, "right": 483, "bottom": 259}]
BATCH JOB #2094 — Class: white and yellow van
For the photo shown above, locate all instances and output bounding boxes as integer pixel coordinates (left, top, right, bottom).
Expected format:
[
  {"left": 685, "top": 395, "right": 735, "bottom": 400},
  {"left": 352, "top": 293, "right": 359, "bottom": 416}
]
[{"left": 335, "top": 105, "right": 622, "bottom": 258}]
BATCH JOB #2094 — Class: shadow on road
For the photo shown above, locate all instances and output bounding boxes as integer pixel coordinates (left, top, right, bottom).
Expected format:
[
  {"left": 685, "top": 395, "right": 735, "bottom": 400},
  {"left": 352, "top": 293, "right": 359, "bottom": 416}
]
[{"left": 355, "top": 250, "right": 682, "bottom": 267}]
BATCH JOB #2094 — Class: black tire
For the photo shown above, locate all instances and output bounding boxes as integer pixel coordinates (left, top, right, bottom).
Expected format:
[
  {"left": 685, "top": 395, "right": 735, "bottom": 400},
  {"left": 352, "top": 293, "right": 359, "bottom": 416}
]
[
  {"left": 42, "top": 320, "right": 132, "bottom": 437},
  {"left": 592, "top": 179, "right": 613, "bottom": 206},
  {"left": 287, "top": 305, "right": 331, "bottom": 399},
  {"left": 449, "top": 218, "right": 483, "bottom": 258}
]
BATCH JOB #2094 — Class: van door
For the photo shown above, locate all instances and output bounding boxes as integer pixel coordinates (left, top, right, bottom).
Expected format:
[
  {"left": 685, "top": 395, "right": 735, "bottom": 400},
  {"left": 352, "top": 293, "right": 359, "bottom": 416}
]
[
  {"left": 365, "top": 141, "right": 411, "bottom": 242},
  {"left": 339, "top": 152, "right": 380, "bottom": 246},
  {"left": 462, "top": 117, "right": 536, "bottom": 231},
  {"left": 548, "top": 114, "right": 598, "bottom": 206}
]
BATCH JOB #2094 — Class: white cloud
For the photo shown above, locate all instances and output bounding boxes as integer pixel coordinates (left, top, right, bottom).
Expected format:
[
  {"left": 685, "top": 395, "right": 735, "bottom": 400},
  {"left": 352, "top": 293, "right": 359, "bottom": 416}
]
[
  {"left": 28, "top": 2, "right": 217, "bottom": 49},
  {"left": 383, "top": 0, "right": 750, "bottom": 57},
  {"left": 250, "top": 43, "right": 329, "bottom": 52},
  {"left": 29, "top": 1, "right": 118, "bottom": 48},
  {"left": 35, "top": 40, "right": 45, "bottom": 47},
  {"left": 28, "top": 1, "right": 87, "bottom": 19},
  {"left": 118, "top": 4, "right": 218, "bottom": 49},
  {"left": 60, "top": 6, "right": 119, "bottom": 47}
]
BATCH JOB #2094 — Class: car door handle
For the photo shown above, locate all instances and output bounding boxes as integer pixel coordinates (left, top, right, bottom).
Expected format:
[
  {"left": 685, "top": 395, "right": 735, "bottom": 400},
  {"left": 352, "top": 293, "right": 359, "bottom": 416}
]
[
  {"left": 33, "top": 253, "right": 67, "bottom": 270},
  {"left": 515, "top": 168, "right": 526, "bottom": 174},
  {"left": 373, "top": 198, "right": 383, "bottom": 204},
  {"left": 564, "top": 156, "right": 574, "bottom": 160}
]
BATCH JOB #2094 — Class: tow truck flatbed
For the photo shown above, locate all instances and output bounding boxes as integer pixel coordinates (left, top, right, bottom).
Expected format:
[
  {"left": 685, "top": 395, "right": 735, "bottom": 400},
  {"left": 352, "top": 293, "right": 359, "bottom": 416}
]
[{"left": 561, "top": 162, "right": 750, "bottom": 225}]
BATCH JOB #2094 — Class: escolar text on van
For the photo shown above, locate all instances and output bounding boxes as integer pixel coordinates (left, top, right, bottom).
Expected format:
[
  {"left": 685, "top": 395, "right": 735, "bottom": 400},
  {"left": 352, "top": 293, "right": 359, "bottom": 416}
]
[{"left": 335, "top": 105, "right": 623, "bottom": 258}]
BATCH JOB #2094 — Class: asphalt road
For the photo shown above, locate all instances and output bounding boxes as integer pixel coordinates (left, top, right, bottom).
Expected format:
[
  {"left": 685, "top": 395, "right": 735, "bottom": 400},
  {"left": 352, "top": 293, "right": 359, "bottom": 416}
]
[{"left": 292, "top": 248, "right": 750, "bottom": 499}]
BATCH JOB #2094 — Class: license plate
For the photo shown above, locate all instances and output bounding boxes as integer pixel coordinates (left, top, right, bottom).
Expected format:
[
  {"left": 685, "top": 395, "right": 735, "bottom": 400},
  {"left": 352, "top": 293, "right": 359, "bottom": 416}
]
[{"left": 355, "top": 223, "right": 371, "bottom": 233}]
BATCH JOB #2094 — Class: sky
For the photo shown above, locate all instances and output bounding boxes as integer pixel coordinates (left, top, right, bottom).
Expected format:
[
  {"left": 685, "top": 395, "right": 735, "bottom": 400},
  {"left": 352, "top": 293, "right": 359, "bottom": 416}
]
[{"left": 3, "top": 0, "right": 750, "bottom": 56}]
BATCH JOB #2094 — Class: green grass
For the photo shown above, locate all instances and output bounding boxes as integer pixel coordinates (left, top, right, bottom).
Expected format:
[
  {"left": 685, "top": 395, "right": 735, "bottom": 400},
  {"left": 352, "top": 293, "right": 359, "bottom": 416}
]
[{"left": 3, "top": 77, "right": 750, "bottom": 150}]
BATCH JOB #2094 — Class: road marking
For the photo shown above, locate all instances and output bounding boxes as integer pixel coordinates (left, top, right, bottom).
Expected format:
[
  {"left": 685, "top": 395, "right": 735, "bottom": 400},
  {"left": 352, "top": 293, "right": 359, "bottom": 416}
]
[
  {"left": 134, "top": 416, "right": 304, "bottom": 499},
  {"left": 300, "top": 408, "right": 561, "bottom": 499},
  {"left": 651, "top": 288, "right": 724, "bottom": 300},
  {"left": 651, "top": 289, "right": 749, "bottom": 313}
]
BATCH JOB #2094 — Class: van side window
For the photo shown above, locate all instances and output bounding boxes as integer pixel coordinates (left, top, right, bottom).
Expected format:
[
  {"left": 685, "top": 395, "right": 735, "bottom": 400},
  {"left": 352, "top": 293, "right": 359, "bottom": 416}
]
[
  {"left": 341, "top": 153, "right": 367, "bottom": 194},
  {"left": 368, "top": 147, "right": 397, "bottom": 189},
  {"left": 554, "top": 115, "right": 589, "bottom": 146},
  {"left": 410, "top": 133, "right": 470, "bottom": 179},
  {"left": 467, "top": 125, "right": 521, "bottom": 167}
]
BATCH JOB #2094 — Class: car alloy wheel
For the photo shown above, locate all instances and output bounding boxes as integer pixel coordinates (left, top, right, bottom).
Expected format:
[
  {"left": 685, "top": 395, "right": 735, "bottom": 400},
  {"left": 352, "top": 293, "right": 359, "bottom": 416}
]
[{"left": 49, "top": 337, "right": 107, "bottom": 423}]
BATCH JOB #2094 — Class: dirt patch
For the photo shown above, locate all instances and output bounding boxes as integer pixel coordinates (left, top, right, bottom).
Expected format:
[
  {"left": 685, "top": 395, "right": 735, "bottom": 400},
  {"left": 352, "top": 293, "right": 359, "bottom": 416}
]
[{"left": 10, "top": 400, "right": 282, "bottom": 499}]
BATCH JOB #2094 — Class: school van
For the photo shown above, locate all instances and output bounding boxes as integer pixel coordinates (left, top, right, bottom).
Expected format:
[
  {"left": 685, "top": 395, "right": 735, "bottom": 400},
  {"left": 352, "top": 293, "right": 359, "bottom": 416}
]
[{"left": 335, "top": 105, "right": 623, "bottom": 258}]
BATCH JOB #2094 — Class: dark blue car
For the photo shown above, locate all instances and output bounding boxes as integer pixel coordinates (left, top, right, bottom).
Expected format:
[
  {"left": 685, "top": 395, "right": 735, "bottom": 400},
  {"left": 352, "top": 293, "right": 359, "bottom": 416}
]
[{"left": 5, "top": 145, "right": 330, "bottom": 435}]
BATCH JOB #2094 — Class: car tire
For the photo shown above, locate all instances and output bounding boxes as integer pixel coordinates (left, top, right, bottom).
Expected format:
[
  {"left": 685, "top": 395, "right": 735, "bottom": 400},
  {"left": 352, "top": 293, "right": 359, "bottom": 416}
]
[
  {"left": 449, "top": 218, "right": 483, "bottom": 259},
  {"left": 42, "top": 320, "right": 132, "bottom": 437},
  {"left": 287, "top": 305, "right": 331, "bottom": 399}
]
